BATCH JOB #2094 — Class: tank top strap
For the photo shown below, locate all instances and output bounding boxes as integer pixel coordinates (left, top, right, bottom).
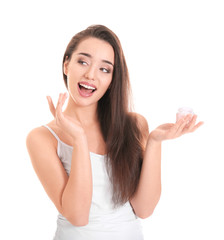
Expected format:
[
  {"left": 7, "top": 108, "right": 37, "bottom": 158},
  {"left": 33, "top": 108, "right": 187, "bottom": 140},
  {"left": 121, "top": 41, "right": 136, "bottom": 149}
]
[{"left": 42, "top": 125, "right": 60, "bottom": 142}]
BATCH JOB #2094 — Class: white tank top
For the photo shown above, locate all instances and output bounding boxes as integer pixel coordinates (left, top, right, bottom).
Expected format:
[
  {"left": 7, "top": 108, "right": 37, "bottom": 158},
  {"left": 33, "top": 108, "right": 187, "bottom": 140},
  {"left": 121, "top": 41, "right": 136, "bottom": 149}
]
[{"left": 43, "top": 125, "right": 144, "bottom": 240}]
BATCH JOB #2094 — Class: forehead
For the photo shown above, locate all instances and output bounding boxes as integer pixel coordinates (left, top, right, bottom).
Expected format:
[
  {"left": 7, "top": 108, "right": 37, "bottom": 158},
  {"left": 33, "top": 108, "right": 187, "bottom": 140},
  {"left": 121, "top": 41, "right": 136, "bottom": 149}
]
[{"left": 73, "top": 37, "right": 114, "bottom": 63}]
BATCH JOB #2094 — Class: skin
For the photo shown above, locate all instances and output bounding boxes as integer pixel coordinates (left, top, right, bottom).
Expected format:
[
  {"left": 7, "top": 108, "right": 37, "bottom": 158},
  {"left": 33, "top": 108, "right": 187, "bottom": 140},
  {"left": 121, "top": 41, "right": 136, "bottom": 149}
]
[
  {"left": 129, "top": 113, "right": 204, "bottom": 218},
  {"left": 26, "top": 37, "right": 204, "bottom": 226},
  {"left": 47, "top": 37, "right": 115, "bottom": 153}
]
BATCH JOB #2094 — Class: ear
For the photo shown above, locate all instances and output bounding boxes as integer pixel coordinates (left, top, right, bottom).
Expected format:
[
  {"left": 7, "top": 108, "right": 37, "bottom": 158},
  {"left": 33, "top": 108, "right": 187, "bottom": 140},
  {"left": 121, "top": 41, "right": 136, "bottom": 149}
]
[{"left": 63, "top": 56, "right": 69, "bottom": 76}]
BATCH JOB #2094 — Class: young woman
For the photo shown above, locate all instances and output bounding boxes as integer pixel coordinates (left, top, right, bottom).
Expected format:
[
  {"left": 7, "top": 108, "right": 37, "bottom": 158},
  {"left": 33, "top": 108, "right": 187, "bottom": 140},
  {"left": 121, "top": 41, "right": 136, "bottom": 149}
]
[{"left": 26, "top": 25, "right": 203, "bottom": 240}]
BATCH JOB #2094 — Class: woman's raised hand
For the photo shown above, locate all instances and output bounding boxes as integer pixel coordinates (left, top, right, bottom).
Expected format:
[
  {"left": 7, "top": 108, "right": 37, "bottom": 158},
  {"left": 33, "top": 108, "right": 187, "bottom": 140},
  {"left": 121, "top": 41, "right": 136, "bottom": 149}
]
[
  {"left": 46, "top": 93, "right": 86, "bottom": 141},
  {"left": 149, "top": 114, "right": 204, "bottom": 143}
]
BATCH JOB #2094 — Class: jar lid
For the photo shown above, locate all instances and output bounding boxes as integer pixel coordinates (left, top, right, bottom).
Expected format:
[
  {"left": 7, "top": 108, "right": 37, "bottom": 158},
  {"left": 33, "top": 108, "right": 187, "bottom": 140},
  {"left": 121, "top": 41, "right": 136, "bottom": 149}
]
[{"left": 177, "top": 107, "right": 194, "bottom": 114}]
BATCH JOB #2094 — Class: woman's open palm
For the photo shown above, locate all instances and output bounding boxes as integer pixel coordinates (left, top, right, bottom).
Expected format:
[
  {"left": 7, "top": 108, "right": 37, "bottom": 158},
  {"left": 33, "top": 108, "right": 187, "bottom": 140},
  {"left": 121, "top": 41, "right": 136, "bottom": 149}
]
[
  {"left": 150, "top": 114, "right": 204, "bottom": 142},
  {"left": 46, "top": 93, "right": 85, "bottom": 139}
]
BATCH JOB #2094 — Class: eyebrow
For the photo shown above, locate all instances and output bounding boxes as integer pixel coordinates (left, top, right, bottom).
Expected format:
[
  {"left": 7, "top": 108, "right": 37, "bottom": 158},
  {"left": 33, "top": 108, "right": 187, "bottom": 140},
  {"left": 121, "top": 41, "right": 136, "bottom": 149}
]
[{"left": 78, "top": 52, "right": 114, "bottom": 67}]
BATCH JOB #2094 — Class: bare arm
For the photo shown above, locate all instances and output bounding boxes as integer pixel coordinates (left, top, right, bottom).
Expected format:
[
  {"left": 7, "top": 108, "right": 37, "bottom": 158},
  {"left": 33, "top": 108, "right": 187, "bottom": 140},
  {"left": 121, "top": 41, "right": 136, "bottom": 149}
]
[
  {"left": 61, "top": 135, "right": 92, "bottom": 225},
  {"left": 26, "top": 93, "right": 92, "bottom": 226},
  {"left": 130, "top": 113, "right": 203, "bottom": 219},
  {"left": 130, "top": 137, "right": 161, "bottom": 219}
]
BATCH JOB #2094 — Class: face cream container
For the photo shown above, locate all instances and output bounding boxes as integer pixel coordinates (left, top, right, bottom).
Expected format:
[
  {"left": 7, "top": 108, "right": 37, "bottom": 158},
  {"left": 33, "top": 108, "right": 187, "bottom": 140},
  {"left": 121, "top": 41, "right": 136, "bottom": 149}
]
[{"left": 176, "top": 107, "right": 194, "bottom": 122}]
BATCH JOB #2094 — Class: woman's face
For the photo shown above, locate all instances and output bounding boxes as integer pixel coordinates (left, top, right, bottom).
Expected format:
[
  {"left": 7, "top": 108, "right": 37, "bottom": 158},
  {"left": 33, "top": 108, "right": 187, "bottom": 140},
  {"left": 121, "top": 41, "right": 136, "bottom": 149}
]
[{"left": 64, "top": 37, "right": 114, "bottom": 107}]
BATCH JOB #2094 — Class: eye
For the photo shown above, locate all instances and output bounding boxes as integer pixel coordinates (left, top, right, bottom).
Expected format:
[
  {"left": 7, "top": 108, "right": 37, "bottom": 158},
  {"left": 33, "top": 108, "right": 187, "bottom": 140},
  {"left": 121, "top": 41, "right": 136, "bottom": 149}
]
[
  {"left": 78, "top": 60, "right": 88, "bottom": 65},
  {"left": 100, "top": 67, "right": 111, "bottom": 73}
]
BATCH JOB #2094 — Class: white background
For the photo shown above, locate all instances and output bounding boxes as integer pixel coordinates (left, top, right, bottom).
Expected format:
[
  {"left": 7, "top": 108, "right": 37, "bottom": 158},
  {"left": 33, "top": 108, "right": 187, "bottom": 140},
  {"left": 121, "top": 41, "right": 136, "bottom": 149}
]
[{"left": 0, "top": 0, "right": 223, "bottom": 239}]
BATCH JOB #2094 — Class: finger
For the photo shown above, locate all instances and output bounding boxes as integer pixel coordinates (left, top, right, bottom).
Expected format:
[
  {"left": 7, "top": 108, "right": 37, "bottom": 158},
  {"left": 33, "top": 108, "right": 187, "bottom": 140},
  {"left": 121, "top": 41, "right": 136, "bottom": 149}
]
[
  {"left": 55, "top": 93, "right": 66, "bottom": 122},
  {"left": 56, "top": 93, "right": 67, "bottom": 113},
  {"left": 56, "top": 93, "right": 63, "bottom": 110},
  {"left": 46, "top": 96, "right": 56, "bottom": 117},
  {"left": 191, "top": 121, "right": 204, "bottom": 132},
  {"left": 60, "top": 92, "right": 68, "bottom": 107},
  {"left": 57, "top": 92, "right": 67, "bottom": 109},
  {"left": 187, "top": 114, "right": 197, "bottom": 131},
  {"left": 167, "top": 118, "right": 184, "bottom": 139},
  {"left": 175, "top": 114, "right": 192, "bottom": 136},
  {"left": 172, "top": 116, "right": 185, "bottom": 132},
  {"left": 164, "top": 119, "right": 185, "bottom": 139}
]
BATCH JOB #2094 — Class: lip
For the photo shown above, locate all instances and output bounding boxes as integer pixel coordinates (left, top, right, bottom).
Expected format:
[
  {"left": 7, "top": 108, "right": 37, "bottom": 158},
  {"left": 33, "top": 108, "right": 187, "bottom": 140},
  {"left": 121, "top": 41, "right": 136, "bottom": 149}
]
[
  {"left": 77, "top": 81, "right": 97, "bottom": 98},
  {"left": 78, "top": 81, "right": 97, "bottom": 89}
]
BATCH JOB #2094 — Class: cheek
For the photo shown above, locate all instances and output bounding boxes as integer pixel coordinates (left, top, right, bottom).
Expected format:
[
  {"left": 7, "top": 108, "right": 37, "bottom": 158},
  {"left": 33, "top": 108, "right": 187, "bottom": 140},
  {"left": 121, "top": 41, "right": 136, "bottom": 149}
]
[
  {"left": 67, "top": 76, "right": 78, "bottom": 95},
  {"left": 102, "top": 75, "right": 113, "bottom": 88},
  {"left": 66, "top": 67, "right": 82, "bottom": 86},
  {"left": 99, "top": 81, "right": 112, "bottom": 94}
]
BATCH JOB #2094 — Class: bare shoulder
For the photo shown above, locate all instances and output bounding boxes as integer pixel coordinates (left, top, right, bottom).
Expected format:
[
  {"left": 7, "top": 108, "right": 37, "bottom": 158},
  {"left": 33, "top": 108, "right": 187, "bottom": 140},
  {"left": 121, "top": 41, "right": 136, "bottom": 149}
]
[
  {"left": 128, "top": 112, "right": 149, "bottom": 133},
  {"left": 128, "top": 112, "right": 149, "bottom": 149},
  {"left": 26, "top": 123, "right": 68, "bottom": 214},
  {"left": 26, "top": 121, "right": 57, "bottom": 153}
]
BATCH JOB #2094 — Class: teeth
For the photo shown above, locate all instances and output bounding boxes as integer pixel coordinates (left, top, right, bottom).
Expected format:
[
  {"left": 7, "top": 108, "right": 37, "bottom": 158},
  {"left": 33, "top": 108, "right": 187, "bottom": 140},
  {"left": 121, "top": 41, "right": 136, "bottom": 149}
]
[{"left": 79, "top": 83, "right": 96, "bottom": 90}]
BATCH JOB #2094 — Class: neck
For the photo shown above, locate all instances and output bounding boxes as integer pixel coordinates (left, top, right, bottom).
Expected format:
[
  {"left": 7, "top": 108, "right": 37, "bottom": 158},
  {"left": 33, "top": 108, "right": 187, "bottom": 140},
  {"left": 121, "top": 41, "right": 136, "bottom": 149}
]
[{"left": 63, "top": 97, "right": 98, "bottom": 127}]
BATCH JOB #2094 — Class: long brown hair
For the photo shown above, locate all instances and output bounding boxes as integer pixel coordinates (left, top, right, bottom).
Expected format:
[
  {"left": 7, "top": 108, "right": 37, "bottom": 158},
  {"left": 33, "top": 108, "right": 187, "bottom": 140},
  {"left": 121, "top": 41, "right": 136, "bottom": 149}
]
[{"left": 62, "top": 25, "right": 144, "bottom": 207}]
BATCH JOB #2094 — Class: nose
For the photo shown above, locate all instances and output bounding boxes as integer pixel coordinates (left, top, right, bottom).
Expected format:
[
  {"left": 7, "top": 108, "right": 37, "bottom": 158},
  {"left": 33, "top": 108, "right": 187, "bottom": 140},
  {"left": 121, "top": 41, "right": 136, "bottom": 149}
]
[{"left": 84, "top": 65, "right": 96, "bottom": 81}]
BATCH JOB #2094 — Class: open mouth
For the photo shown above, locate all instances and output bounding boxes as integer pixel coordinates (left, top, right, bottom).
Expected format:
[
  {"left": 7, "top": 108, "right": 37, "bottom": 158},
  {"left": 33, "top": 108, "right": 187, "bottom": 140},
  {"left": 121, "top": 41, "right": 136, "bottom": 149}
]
[{"left": 78, "top": 82, "right": 97, "bottom": 97}]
